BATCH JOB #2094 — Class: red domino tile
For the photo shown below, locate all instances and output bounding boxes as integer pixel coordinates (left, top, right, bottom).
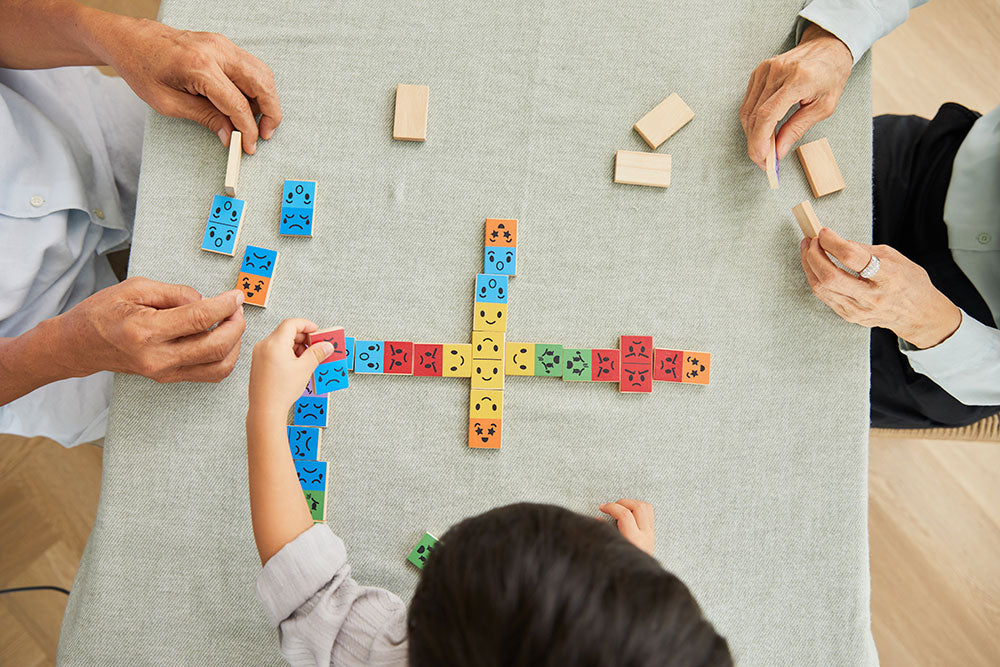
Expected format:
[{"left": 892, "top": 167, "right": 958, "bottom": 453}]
[
  {"left": 591, "top": 349, "right": 620, "bottom": 382},
  {"left": 308, "top": 327, "right": 347, "bottom": 364},
  {"left": 384, "top": 341, "right": 414, "bottom": 374},
  {"left": 413, "top": 343, "right": 443, "bottom": 377},
  {"left": 620, "top": 335, "right": 653, "bottom": 369},
  {"left": 653, "top": 348, "right": 682, "bottom": 382},
  {"left": 620, "top": 364, "right": 653, "bottom": 393}
]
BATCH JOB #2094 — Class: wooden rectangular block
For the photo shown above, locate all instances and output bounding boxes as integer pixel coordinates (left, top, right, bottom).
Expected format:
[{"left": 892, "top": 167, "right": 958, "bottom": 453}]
[
  {"left": 407, "top": 532, "right": 439, "bottom": 569},
  {"left": 308, "top": 327, "right": 347, "bottom": 364},
  {"left": 413, "top": 343, "right": 443, "bottom": 376},
  {"left": 469, "top": 389, "right": 503, "bottom": 419},
  {"left": 287, "top": 425, "right": 322, "bottom": 460},
  {"left": 239, "top": 246, "right": 279, "bottom": 278},
  {"left": 472, "top": 357, "right": 504, "bottom": 390},
  {"left": 279, "top": 180, "right": 317, "bottom": 237},
  {"left": 294, "top": 459, "right": 327, "bottom": 491},
  {"left": 506, "top": 342, "right": 534, "bottom": 375},
  {"left": 224, "top": 130, "right": 241, "bottom": 196},
  {"left": 474, "top": 303, "right": 508, "bottom": 332},
  {"left": 314, "top": 360, "right": 349, "bottom": 393},
  {"left": 485, "top": 218, "right": 517, "bottom": 247},
  {"left": 201, "top": 194, "right": 245, "bottom": 255},
  {"left": 236, "top": 272, "right": 272, "bottom": 307},
  {"left": 633, "top": 93, "right": 695, "bottom": 150},
  {"left": 562, "top": 348, "right": 592, "bottom": 381},
  {"left": 591, "top": 348, "right": 620, "bottom": 382},
  {"left": 614, "top": 150, "right": 671, "bottom": 188},
  {"left": 442, "top": 344, "right": 473, "bottom": 377},
  {"left": 796, "top": 137, "right": 845, "bottom": 197},
  {"left": 533, "top": 344, "right": 562, "bottom": 377},
  {"left": 293, "top": 396, "right": 328, "bottom": 427},
  {"left": 681, "top": 351, "right": 711, "bottom": 384},
  {"left": 468, "top": 418, "right": 501, "bottom": 449},
  {"left": 384, "top": 341, "right": 414, "bottom": 374},
  {"left": 304, "top": 489, "right": 326, "bottom": 522},
  {"left": 793, "top": 200, "right": 823, "bottom": 238},
  {"left": 653, "top": 348, "right": 682, "bottom": 382},
  {"left": 620, "top": 335, "right": 653, "bottom": 393},
  {"left": 766, "top": 132, "right": 779, "bottom": 190},
  {"left": 393, "top": 84, "right": 429, "bottom": 141},
  {"left": 354, "top": 341, "right": 385, "bottom": 373},
  {"left": 472, "top": 332, "right": 504, "bottom": 360}
]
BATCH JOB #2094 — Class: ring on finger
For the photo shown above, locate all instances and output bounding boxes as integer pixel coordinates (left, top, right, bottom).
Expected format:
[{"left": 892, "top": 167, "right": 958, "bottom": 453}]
[{"left": 860, "top": 255, "right": 881, "bottom": 279}]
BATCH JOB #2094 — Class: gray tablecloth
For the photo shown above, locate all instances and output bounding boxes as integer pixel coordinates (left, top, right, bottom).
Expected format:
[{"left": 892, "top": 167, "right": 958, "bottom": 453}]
[{"left": 58, "top": 1, "right": 876, "bottom": 664}]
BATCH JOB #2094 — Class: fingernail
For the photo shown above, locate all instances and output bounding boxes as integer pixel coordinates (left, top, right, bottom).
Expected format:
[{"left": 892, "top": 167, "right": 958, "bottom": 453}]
[
  {"left": 249, "top": 140, "right": 258, "bottom": 154},
  {"left": 217, "top": 129, "right": 228, "bottom": 146},
  {"left": 234, "top": 290, "right": 244, "bottom": 305},
  {"left": 319, "top": 342, "right": 334, "bottom": 355}
]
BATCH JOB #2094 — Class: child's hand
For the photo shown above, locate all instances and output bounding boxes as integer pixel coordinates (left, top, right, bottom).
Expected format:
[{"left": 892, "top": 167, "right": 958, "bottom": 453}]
[
  {"left": 248, "top": 318, "right": 331, "bottom": 420},
  {"left": 600, "top": 498, "right": 655, "bottom": 555}
]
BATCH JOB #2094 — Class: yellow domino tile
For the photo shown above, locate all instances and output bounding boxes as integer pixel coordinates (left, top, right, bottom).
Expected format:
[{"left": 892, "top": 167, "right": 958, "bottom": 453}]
[
  {"left": 472, "top": 332, "right": 504, "bottom": 360},
  {"left": 469, "top": 389, "right": 503, "bottom": 419},
  {"left": 472, "top": 357, "right": 505, "bottom": 390},
  {"left": 505, "top": 342, "right": 534, "bottom": 376},
  {"left": 473, "top": 303, "right": 508, "bottom": 332},
  {"left": 442, "top": 344, "right": 473, "bottom": 377}
]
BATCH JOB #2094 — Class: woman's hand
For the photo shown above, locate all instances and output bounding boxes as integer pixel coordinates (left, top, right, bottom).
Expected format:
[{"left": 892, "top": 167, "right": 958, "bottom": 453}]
[
  {"left": 801, "top": 228, "right": 962, "bottom": 349},
  {"left": 600, "top": 498, "right": 655, "bottom": 555},
  {"left": 248, "top": 319, "right": 331, "bottom": 421}
]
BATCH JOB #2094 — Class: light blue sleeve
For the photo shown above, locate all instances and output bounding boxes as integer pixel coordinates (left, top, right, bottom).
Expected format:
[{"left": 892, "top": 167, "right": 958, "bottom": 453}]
[
  {"left": 899, "top": 309, "right": 1000, "bottom": 406},
  {"left": 795, "top": 0, "right": 931, "bottom": 64}
]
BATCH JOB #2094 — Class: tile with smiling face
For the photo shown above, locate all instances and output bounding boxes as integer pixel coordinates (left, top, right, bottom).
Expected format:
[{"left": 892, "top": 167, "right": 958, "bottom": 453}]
[
  {"left": 484, "top": 246, "right": 516, "bottom": 276},
  {"left": 292, "top": 396, "right": 329, "bottom": 427},
  {"left": 472, "top": 332, "right": 504, "bottom": 360},
  {"left": 201, "top": 195, "right": 244, "bottom": 255},
  {"left": 681, "top": 351, "right": 711, "bottom": 385},
  {"left": 484, "top": 218, "right": 517, "bottom": 247},
  {"left": 468, "top": 418, "right": 501, "bottom": 449},
  {"left": 236, "top": 272, "right": 271, "bottom": 307},
  {"left": 471, "top": 358, "right": 504, "bottom": 390},
  {"left": 294, "top": 459, "right": 327, "bottom": 491},
  {"left": 473, "top": 303, "right": 507, "bottom": 332},
  {"left": 441, "top": 344, "right": 472, "bottom": 377},
  {"left": 505, "top": 342, "right": 534, "bottom": 376},
  {"left": 474, "top": 274, "right": 508, "bottom": 304},
  {"left": 469, "top": 389, "right": 503, "bottom": 419},
  {"left": 287, "top": 426, "right": 322, "bottom": 459}
]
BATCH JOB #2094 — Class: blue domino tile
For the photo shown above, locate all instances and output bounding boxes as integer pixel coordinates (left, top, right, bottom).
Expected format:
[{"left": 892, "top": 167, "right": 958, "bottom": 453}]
[
  {"left": 240, "top": 245, "right": 279, "bottom": 278},
  {"left": 201, "top": 195, "right": 244, "bottom": 255},
  {"left": 287, "top": 426, "right": 321, "bottom": 459},
  {"left": 294, "top": 459, "right": 327, "bottom": 491},
  {"left": 279, "top": 180, "right": 316, "bottom": 236},
  {"left": 292, "top": 396, "right": 328, "bottom": 427},
  {"left": 345, "top": 336, "right": 355, "bottom": 371},
  {"left": 354, "top": 341, "right": 384, "bottom": 373},
  {"left": 314, "top": 359, "right": 349, "bottom": 393},
  {"left": 484, "top": 246, "right": 516, "bottom": 276},
  {"left": 475, "top": 274, "right": 508, "bottom": 303}
]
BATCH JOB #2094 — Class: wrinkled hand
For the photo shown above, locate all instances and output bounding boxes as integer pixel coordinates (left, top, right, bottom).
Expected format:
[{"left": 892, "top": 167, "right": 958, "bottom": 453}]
[
  {"left": 98, "top": 17, "right": 281, "bottom": 153},
  {"left": 248, "top": 319, "right": 332, "bottom": 419},
  {"left": 739, "top": 23, "right": 853, "bottom": 169},
  {"left": 56, "top": 276, "right": 245, "bottom": 382},
  {"left": 801, "top": 229, "right": 963, "bottom": 349},
  {"left": 600, "top": 498, "right": 655, "bottom": 555}
]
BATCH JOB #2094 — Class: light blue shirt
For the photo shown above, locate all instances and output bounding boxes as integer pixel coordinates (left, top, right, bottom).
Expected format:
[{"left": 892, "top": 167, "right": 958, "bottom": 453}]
[
  {"left": 798, "top": 0, "right": 1000, "bottom": 406},
  {"left": 0, "top": 67, "right": 145, "bottom": 446}
]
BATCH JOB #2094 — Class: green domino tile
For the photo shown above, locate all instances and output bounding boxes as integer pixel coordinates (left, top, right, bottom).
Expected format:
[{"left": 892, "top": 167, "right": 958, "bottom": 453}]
[
  {"left": 562, "top": 348, "right": 592, "bottom": 381},
  {"left": 304, "top": 489, "right": 326, "bottom": 522},
  {"left": 533, "top": 344, "right": 563, "bottom": 377},
  {"left": 407, "top": 532, "right": 439, "bottom": 570}
]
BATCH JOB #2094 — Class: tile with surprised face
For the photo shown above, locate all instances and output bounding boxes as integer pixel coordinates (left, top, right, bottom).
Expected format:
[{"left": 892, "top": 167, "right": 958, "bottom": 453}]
[
  {"left": 474, "top": 274, "right": 508, "bottom": 304},
  {"left": 201, "top": 195, "right": 244, "bottom": 255},
  {"left": 484, "top": 246, "right": 516, "bottom": 276},
  {"left": 354, "top": 341, "right": 384, "bottom": 373}
]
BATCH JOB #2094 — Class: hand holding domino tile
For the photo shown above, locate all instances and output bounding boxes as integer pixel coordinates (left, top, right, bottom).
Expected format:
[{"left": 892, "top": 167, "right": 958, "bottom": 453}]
[{"left": 248, "top": 319, "right": 336, "bottom": 419}]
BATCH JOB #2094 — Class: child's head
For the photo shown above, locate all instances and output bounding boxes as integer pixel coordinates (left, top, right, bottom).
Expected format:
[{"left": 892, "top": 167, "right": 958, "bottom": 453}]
[{"left": 408, "top": 503, "right": 731, "bottom": 667}]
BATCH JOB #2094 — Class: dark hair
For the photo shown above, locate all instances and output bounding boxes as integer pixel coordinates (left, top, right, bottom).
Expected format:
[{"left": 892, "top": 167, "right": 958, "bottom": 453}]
[{"left": 408, "top": 503, "right": 731, "bottom": 667}]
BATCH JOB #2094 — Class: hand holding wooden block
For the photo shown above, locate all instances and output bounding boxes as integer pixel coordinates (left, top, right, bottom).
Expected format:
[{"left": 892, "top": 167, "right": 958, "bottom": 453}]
[
  {"left": 796, "top": 137, "right": 845, "bottom": 197},
  {"left": 224, "top": 130, "right": 241, "bottom": 196},
  {"left": 792, "top": 200, "right": 823, "bottom": 238}
]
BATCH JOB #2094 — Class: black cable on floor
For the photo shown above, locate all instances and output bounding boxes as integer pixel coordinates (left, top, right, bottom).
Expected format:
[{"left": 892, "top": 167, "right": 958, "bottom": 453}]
[{"left": 0, "top": 585, "right": 70, "bottom": 596}]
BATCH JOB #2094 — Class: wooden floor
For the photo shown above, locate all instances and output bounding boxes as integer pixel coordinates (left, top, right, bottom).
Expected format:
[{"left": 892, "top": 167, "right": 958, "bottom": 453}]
[{"left": 2, "top": 0, "right": 999, "bottom": 664}]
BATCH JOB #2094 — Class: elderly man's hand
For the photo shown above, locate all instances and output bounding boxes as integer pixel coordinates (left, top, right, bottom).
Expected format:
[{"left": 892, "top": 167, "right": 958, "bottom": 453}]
[
  {"left": 801, "top": 229, "right": 963, "bottom": 349},
  {"left": 96, "top": 18, "right": 281, "bottom": 154},
  {"left": 55, "top": 277, "right": 247, "bottom": 382},
  {"left": 739, "top": 23, "right": 853, "bottom": 169}
]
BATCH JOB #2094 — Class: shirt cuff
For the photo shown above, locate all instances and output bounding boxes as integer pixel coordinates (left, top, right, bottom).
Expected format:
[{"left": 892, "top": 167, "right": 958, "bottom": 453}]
[
  {"left": 796, "top": 0, "right": 902, "bottom": 65},
  {"left": 255, "top": 523, "right": 348, "bottom": 627},
  {"left": 898, "top": 309, "right": 998, "bottom": 396}
]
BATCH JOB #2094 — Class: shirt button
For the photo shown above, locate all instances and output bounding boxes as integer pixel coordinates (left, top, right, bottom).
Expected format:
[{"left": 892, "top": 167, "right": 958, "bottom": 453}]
[
  {"left": 978, "top": 233, "right": 991, "bottom": 245},
  {"left": 93, "top": 208, "right": 105, "bottom": 220},
  {"left": 29, "top": 195, "right": 44, "bottom": 207}
]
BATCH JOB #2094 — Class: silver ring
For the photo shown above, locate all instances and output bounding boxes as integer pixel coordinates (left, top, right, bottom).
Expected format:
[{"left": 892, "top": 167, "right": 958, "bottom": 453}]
[{"left": 860, "top": 255, "right": 881, "bottom": 279}]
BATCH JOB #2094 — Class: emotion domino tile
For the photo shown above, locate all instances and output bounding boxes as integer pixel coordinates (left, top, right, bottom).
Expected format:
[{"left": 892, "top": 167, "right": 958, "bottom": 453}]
[
  {"left": 506, "top": 343, "right": 534, "bottom": 376},
  {"left": 632, "top": 93, "right": 695, "bottom": 150},
  {"left": 236, "top": 272, "right": 272, "bottom": 307},
  {"left": 472, "top": 358, "right": 505, "bottom": 390},
  {"left": 442, "top": 344, "right": 472, "bottom": 377},
  {"left": 354, "top": 341, "right": 385, "bottom": 373},
  {"left": 308, "top": 327, "right": 347, "bottom": 364},
  {"left": 414, "top": 343, "right": 444, "bottom": 377},
  {"left": 240, "top": 245, "right": 279, "bottom": 278},
  {"left": 407, "top": 532, "right": 439, "bottom": 569},
  {"left": 484, "top": 218, "right": 517, "bottom": 247},
  {"left": 345, "top": 336, "right": 356, "bottom": 370},
  {"left": 393, "top": 84, "right": 429, "bottom": 142},
  {"left": 796, "top": 137, "right": 845, "bottom": 198},
  {"left": 792, "top": 200, "right": 822, "bottom": 239},
  {"left": 533, "top": 344, "right": 562, "bottom": 377},
  {"left": 385, "top": 341, "right": 415, "bottom": 374},
  {"left": 653, "top": 348, "right": 682, "bottom": 382},
  {"left": 293, "top": 396, "right": 329, "bottom": 427},
  {"left": 469, "top": 389, "right": 503, "bottom": 419},
  {"left": 475, "top": 274, "right": 509, "bottom": 304},
  {"left": 592, "top": 348, "right": 620, "bottom": 382},
  {"left": 766, "top": 133, "right": 779, "bottom": 190},
  {"left": 620, "top": 335, "right": 653, "bottom": 393},
  {"left": 279, "top": 180, "right": 317, "bottom": 237},
  {"left": 484, "top": 246, "right": 517, "bottom": 276},
  {"left": 681, "top": 351, "right": 711, "bottom": 384},
  {"left": 614, "top": 150, "right": 671, "bottom": 188},
  {"left": 201, "top": 194, "right": 245, "bottom": 255},
  {"left": 314, "top": 359, "right": 349, "bottom": 393},
  {"left": 562, "top": 348, "right": 592, "bottom": 381},
  {"left": 287, "top": 426, "right": 322, "bottom": 460},
  {"left": 294, "top": 459, "right": 327, "bottom": 491},
  {"left": 468, "top": 418, "right": 502, "bottom": 449},
  {"left": 472, "top": 332, "right": 504, "bottom": 360},
  {"left": 473, "top": 303, "right": 508, "bottom": 332},
  {"left": 224, "top": 130, "right": 241, "bottom": 196},
  {"left": 304, "top": 489, "right": 327, "bottom": 522}
]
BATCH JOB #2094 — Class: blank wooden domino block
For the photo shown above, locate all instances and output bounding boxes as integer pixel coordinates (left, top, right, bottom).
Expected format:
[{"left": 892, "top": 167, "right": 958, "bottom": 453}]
[
  {"left": 633, "top": 93, "right": 695, "bottom": 150},
  {"left": 393, "top": 84, "right": 429, "bottom": 142},
  {"left": 224, "top": 130, "right": 241, "bottom": 196},
  {"left": 614, "top": 151, "right": 671, "bottom": 188},
  {"left": 469, "top": 389, "right": 503, "bottom": 419},
  {"left": 796, "top": 137, "right": 845, "bottom": 197},
  {"left": 506, "top": 343, "right": 534, "bottom": 376},
  {"left": 468, "top": 418, "right": 501, "bottom": 449},
  {"left": 442, "top": 344, "right": 473, "bottom": 377},
  {"left": 792, "top": 200, "right": 823, "bottom": 238},
  {"left": 766, "top": 133, "right": 779, "bottom": 190},
  {"left": 681, "top": 351, "right": 711, "bottom": 384}
]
